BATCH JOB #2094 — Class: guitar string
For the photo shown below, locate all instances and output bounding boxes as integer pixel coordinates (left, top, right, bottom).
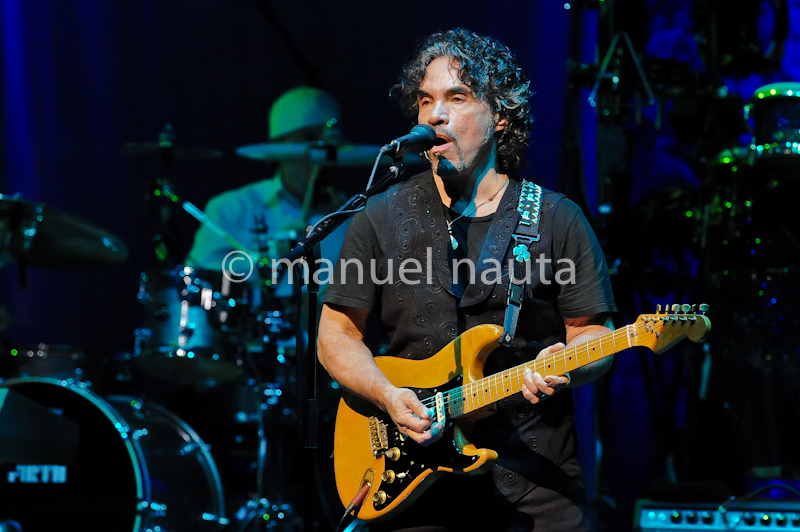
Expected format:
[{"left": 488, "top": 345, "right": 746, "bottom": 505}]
[
  {"left": 442, "top": 323, "right": 634, "bottom": 414},
  {"left": 440, "top": 323, "right": 633, "bottom": 413},
  {"left": 370, "top": 320, "right": 662, "bottom": 438},
  {"left": 442, "top": 316, "right": 696, "bottom": 413},
  {"left": 370, "top": 317, "right": 700, "bottom": 441},
  {"left": 375, "top": 322, "right": 642, "bottom": 436}
]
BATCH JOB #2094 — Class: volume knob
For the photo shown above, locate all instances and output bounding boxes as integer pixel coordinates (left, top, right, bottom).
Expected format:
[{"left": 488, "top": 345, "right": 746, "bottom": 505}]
[
  {"left": 385, "top": 447, "right": 401, "bottom": 461},
  {"left": 382, "top": 470, "right": 396, "bottom": 484}
]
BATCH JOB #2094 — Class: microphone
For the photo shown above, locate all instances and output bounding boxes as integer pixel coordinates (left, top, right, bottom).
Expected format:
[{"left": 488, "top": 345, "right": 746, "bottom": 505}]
[{"left": 380, "top": 124, "right": 437, "bottom": 158}]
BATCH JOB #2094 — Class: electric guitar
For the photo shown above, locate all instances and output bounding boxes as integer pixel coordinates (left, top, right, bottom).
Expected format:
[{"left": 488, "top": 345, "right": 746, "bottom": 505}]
[{"left": 332, "top": 305, "right": 711, "bottom": 522}]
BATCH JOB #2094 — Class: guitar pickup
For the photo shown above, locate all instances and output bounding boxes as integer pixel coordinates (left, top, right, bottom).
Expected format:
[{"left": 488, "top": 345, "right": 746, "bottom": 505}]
[
  {"left": 435, "top": 391, "right": 445, "bottom": 424},
  {"left": 369, "top": 416, "right": 389, "bottom": 458}
]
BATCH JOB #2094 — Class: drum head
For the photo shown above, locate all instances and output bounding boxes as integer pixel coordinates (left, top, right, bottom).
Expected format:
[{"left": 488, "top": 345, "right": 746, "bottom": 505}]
[
  {"left": 0, "top": 379, "right": 140, "bottom": 531},
  {"left": 0, "top": 378, "right": 226, "bottom": 532}
]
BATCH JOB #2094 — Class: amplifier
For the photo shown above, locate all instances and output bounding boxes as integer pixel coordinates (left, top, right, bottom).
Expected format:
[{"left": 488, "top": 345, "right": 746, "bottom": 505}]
[{"left": 635, "top": 498, "right": 800, "bottom": 531}]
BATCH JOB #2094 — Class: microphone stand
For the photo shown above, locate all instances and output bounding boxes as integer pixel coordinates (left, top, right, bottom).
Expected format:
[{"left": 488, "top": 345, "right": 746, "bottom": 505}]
[
  {"left": 287, "top": 159, "right": 405, "bottom": 532},
  {"left": 284, "top": 161, "right": 403, "bottom": 263}
]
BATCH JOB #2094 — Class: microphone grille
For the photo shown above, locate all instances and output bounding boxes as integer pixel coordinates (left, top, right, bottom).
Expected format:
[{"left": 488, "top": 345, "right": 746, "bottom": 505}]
[{"left": 411, "top": 124, "right": 437, "bottom": 141}]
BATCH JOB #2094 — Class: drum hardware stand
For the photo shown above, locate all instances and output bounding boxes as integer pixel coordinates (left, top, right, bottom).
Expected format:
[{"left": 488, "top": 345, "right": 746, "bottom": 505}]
[
  {"left": 227, "top": 332, "right": 299, "bottom": 532},
  {"left": 149, "top": 177, "right": 258, "bottom": 259},
  {"left": 224, "top": 248, "right": 302, "bottom": 531},
  {"left": 587, "top": 30, "right": 655, "bottom": 110},
  {"left": 225, "top": 373, "right": 298, "bottom": 532}
]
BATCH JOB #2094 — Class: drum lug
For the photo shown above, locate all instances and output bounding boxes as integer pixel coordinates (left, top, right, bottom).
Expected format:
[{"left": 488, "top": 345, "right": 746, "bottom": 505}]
[
  {"left": 137, "top": 500, "right": 168, "bottom": 517},
  {"left": 202, "top": 513, "right": 230, "bottom": 525},
  {"left": 178, "top": 443, "right": 199, "bottom": 456}
]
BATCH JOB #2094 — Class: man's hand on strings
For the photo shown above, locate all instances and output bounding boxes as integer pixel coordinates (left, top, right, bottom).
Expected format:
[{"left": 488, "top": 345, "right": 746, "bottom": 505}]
[{"left": 384, "top": 387, "right": 444, "bottom": 446}]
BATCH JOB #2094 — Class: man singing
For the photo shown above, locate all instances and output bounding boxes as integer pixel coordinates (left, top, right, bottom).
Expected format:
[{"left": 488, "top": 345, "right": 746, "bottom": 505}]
[{"left": 319, "top": 28, "right": 616, "bottom": 532}]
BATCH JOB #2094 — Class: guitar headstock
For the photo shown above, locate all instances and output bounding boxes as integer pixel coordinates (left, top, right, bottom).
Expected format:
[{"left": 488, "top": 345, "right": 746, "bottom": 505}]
[{"left": 631, "top": 304, "right": 711, "bottom": 353}]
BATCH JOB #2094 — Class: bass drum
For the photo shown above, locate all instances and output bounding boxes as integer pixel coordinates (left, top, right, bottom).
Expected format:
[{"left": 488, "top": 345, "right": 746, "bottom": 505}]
[{"left": 0, "top": 378, "right": 227, "bottom": 532}]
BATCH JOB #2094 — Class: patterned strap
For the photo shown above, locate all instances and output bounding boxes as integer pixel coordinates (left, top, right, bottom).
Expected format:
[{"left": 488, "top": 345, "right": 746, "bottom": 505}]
[{"left": 501, "top": 181, "right": 544, "bottom": 346}]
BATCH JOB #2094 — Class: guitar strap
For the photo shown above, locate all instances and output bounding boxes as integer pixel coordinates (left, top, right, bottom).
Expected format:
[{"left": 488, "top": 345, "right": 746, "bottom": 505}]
[{"left": 500, "top": 180, "right": 544, "bottom": 346}]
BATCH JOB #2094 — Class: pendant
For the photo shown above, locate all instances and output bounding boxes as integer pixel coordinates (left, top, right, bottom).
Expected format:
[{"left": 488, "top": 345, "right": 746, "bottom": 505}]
[
  {"left": 447, "top": 223, "right": 459, "bottom": 250},
  {"left": 450, "top": 233, "right": 459, "bottom": 250}
]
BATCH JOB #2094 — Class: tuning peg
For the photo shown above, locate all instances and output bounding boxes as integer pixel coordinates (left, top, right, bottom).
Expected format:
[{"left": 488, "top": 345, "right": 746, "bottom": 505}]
[
  {"left": 656, "top": 304, "right": 662, "bottom": 314},
  {"left": 681, "top": 304, "right": 691, "bottom": 313},
  {"left": 691, "top": 304, "right": 697, "bottom": 313},
  {"left": 699, "top": 303, "right": 709, "bottom": 313},
  {"left": 671, "top": 304, "right": 681, "bottom": 313}
]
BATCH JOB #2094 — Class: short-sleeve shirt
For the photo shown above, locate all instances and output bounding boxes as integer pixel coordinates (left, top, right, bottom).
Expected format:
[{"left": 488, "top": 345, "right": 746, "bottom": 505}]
[{"left": 324, "top": 170, "right": 616, "bottom": 504}]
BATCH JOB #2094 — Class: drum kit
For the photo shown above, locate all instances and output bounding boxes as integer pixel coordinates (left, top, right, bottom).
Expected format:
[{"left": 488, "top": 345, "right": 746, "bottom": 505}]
[
  {"left": 701, "top": 81, "right": 800, "bottom": 246},
  {"left": 0, "top": 128, "right": 411, "bottom": 531},
  {"left": 697, "top": 81, "right": 800, "bottom": 477}
]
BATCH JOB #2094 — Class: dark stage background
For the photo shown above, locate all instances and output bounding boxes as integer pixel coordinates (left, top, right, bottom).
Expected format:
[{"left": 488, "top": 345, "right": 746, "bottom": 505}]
[{"left": 3, "top": 1, "right": 800, "bottom": 531}]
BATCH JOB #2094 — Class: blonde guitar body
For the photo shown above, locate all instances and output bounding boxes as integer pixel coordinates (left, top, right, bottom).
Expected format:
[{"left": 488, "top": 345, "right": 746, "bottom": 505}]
[
  {"left": 333, "top": 307, "right": 711, "bottom": 522},
  {"left": 333, "top": 324, "right": 503, "bottom": 522}
]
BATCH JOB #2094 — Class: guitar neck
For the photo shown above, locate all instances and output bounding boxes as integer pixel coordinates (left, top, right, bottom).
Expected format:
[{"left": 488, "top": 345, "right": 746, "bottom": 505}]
[{"left": 451, "top": 325, "right": 633, "bottom": 416}]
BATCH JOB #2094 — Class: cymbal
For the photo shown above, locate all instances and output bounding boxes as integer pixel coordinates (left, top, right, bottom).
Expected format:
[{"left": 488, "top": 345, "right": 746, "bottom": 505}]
[
  {"left": 235, "top": 142, "right": 426, "bottom": 166},
  {"left": 120, "top": 141, "right": 223, "bottom": 160},
  {"left": 0, "top": 195, "right": 129, "bottom": 269}
]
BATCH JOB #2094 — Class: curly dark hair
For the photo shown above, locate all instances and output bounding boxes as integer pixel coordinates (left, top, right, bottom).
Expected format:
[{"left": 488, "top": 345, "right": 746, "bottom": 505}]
[{"left": 393, "top": 28, "right": 532, "bottom": 175}]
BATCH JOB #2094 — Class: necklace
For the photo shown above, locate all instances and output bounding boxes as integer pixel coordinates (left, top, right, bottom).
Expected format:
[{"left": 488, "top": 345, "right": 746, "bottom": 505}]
[{"left": 446, "top": 178, "right": 509, "bottom": 251}]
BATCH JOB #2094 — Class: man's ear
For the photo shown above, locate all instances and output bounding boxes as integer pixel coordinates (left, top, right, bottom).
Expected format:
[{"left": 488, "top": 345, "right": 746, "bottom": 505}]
[{"left": 495, "top": 116, "right": 509, "bottom": 132}]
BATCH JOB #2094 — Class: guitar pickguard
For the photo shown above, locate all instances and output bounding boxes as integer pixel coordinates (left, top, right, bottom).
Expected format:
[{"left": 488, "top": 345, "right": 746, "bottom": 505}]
[{"left": 363, "top": 376, "right": 491, "bottom": 514}]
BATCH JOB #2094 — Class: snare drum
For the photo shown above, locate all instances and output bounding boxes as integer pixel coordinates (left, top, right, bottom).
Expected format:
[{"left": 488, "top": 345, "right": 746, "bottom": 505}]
[
  {"left": 745, "top": 82, "right": 800, "bottom": 172},
  {"left": 0, "top": 377, "right": 227, "bottom": 531},
  {"left": 135, "top": 266, "right": 244, "bottom": 386}
]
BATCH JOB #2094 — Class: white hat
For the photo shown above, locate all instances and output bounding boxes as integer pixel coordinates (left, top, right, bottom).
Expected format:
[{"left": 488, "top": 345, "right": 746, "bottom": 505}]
[{"left": 268, "top": 86, "right": 342, "bottom": 141}]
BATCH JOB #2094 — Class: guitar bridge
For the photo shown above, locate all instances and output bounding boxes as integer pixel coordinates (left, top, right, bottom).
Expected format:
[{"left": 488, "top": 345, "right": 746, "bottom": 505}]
[{"left": 369, "top": 416, "right": 389, "bottom": 458}]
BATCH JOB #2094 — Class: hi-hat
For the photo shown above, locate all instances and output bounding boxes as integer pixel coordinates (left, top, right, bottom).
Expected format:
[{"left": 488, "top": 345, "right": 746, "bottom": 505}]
[
  {"left": 121, "top": 141, "right": 223, "bottom": 160},
  {"left": 0, "top": 194, "right": 129, "bottom": 269},
  {"left": 121, "top": 123, "right": 223, "bottom": 160},
  {"left": 236, "top": 142, "right": 426, "bottom": 166}
]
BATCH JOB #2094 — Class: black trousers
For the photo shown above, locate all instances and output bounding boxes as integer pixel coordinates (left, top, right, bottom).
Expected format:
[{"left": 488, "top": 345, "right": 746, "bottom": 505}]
[{"left": 366, "top": 458, "right": 590, "bottom": 532}]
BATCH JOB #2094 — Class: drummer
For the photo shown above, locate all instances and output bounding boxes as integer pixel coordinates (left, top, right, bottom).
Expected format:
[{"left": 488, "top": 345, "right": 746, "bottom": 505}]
[{"left": 186, "top": 86, "right": 349, "bottom": 303}]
